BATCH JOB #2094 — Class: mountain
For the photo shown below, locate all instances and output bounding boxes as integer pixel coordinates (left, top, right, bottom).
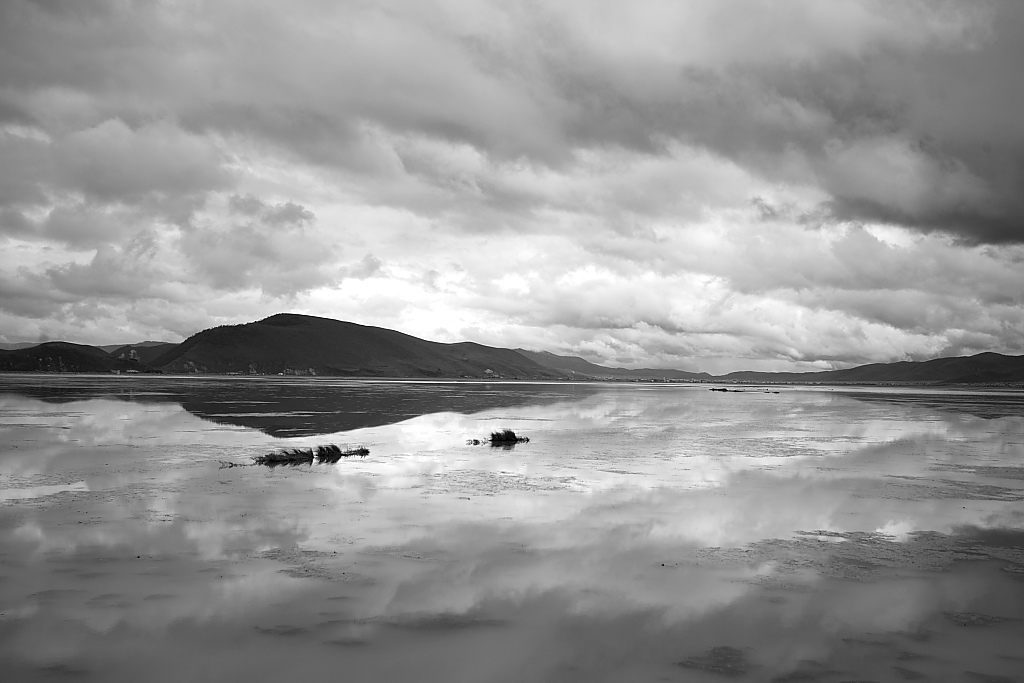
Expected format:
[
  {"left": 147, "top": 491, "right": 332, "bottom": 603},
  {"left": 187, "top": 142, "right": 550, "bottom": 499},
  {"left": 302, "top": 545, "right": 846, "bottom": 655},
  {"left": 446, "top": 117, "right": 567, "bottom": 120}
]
[
  {"left": 0, "top": 342, "right": 146, "bottom": 373},
  {"left": 108, "top": 343, "right": 179, "bottom": 364},
  {"left": 99, "top": 341, "right": 176, "bottom": 354},
  {"left": 517, "top": 349, "right": 711, "bottom": 380},
  {"left": 1, "top": 314, "right": 1022, "bottom": 384},
  {"left": 151, "top": 313, "right": 566, "bottom": 378},
  {"left": 721, "top": 352, "right": 1024, "bottom": 384}
]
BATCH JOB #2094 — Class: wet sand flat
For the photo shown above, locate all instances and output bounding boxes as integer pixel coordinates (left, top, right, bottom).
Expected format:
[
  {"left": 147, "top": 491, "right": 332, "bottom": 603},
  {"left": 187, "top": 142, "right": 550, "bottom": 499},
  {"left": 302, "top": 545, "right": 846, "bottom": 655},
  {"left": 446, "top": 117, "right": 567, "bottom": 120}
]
[{"left": 1, "top": 376, "right": 1024, "bottom": 682}]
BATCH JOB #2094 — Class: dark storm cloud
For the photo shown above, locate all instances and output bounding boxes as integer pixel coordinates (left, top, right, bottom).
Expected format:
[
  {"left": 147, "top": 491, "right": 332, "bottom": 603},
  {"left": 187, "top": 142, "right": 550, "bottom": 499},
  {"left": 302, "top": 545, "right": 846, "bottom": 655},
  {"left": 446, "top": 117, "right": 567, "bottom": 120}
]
[
  {"left": 3, "top": 0, "right": 1021, "bottom": 242},
  {"left": 270, "top": 1, "right": 1016, "bottom": 243},
  {"left": 530, "top": 2, "right": 1024, "bottom": 243}
]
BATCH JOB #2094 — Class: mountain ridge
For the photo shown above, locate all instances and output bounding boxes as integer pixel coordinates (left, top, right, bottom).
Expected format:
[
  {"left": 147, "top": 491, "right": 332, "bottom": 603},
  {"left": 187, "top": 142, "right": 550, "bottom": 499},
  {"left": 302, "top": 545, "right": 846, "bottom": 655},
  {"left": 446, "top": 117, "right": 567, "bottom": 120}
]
[
  {"left": 720, "top": 351, "right": 1024, "bottom": 384},
  {"left": 516, "top": 349, "right": 711, "bottom": 380},
  {"left": 2, "top": 314, "right": 1023, "bottom": 384},
  {"left": 149, "top": 314, "right": 564, "bottom": 379}
]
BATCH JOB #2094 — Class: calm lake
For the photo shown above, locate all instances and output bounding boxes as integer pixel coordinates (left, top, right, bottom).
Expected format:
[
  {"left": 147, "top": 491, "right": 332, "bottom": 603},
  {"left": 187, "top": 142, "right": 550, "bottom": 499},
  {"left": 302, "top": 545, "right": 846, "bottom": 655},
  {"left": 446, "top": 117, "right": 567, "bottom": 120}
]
[{"left": 1, "top": 376, "right": 1023, "bottom": 682}]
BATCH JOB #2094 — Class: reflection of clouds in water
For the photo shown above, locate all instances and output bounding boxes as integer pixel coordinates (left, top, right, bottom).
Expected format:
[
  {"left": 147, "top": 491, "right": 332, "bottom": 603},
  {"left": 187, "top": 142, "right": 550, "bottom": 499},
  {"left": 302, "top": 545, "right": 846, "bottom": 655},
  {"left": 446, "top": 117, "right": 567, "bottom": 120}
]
[
  {"left": 3, "top": 382, "right": 1024, "bottom": 680},
  {"left": 875, "top": 519, "right": 916, "bottom": 541},
  {"left": 301, "top": 391, "right": 1024, "bottom": 551},
  {"left": 361, "top": 527, "right": 1024, "bottom": 679},
  {"left": 0, "top": 481, "right": 89, "bottom": 501},
  {"left": 377, "top": 520, "right": 757, "bottom": 624},
  {"left": 0, "top": 397, "right": 276, "bottom": 481},
  {"left": 7, "top": 385, "right": 1022, "bottom": 561}
]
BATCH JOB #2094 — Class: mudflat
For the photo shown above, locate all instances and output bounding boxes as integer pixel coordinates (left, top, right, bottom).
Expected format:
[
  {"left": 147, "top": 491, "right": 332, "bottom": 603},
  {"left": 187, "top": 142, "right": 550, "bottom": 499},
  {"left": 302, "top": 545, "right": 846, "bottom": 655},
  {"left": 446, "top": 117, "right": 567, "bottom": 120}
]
[{"left": 1, "top": 376, "right": 1023, "bottom": 682}]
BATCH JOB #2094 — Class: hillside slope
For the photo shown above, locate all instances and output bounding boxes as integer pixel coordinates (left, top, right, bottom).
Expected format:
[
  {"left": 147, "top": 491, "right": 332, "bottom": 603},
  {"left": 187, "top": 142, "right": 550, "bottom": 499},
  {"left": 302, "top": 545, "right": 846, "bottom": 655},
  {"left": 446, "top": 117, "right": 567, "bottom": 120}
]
[
  {"left": 152, "top": 313, "right": 566, "bottom": 378},
  {"left": 517, "top": 349, "right": 711, "bottom": 380},
  {"left": 98, "top": 341, "right": 174, "bottom": 353},
  {"left": 2, "top": 315, "right": 1022, "bottom": 384},
  {"left": 722, "top": 352, "right": 1024, "bottom": 384},
  {"left": 109, "top": 343, "right": 179, "bottom": 365},
  {"left": 0, "top": 342, "right": 145, "bottom": 373}
]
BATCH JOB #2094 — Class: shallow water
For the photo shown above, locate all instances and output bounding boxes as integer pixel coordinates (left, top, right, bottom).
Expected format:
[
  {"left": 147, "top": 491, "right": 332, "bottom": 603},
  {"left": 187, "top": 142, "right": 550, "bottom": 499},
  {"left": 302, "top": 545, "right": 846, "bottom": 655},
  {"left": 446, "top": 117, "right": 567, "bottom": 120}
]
[{"left": 1, "top": 376, "right": 1023, "bottom": 682}]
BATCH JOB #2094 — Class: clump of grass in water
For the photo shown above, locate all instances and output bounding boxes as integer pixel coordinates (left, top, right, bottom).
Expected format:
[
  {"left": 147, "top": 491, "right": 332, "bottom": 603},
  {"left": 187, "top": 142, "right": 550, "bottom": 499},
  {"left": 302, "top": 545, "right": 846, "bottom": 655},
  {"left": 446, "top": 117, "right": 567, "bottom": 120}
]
[
  {"left": 252, "top": 444, "right": 369, "bottom": 467},
  {"left": 489, "top": 429, "right": 529, "bottom": 445},
  {"left": 465, "top": 430, "right": 531, "bottom": 448}
]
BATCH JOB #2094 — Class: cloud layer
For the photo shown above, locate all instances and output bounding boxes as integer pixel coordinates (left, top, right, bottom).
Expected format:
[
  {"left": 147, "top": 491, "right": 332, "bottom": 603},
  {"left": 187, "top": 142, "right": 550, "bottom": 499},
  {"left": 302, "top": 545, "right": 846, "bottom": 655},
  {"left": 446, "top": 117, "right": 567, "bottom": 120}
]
[{"left": 1, "top": 0, "right": 1022, "bottom": 370}]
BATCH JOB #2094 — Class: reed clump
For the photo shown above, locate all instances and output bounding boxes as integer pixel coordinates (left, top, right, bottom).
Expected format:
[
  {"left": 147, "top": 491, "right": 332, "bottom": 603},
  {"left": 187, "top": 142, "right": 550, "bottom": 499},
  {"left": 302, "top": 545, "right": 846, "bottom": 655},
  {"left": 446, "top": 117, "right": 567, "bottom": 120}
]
[
  {"left": 252, "top": 444, "right": 369, "bottom": 467},
  {"left": 488, "top": 429, "right": 529, "bottom": 445}
]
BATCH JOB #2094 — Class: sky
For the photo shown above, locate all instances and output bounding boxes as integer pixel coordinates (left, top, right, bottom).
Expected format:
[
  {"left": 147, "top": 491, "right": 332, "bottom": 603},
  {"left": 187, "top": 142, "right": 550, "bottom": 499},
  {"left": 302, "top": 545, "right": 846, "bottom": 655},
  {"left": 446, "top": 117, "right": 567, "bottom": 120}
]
[{"left": 1, "top": 0, "right": 1023, "bottom": 373}]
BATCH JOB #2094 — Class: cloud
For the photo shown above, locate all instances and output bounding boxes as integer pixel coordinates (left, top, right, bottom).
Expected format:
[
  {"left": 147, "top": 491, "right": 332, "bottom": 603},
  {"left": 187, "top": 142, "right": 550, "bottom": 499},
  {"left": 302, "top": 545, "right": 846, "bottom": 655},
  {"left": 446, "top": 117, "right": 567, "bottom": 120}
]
[
  {"left": 228, "top": 194, "right": 314, "bottom": 225},
  {"left": 2, "top": 1, "right": 1019, "bottom": 241},
  {"left": 52, "top": 119, "right": 230, "bottom": 219},
  {"left": 0, "top": 125, "right": 51, "bottom": 209},
  {"left": 341, "top": 253, "right": 383, "bottom": 280},
  {"left": 45, "top": 234, "right": 168, "bottom": 299},
  {"left": 0, "top": 268, "right": 74, "bottom": 318},
  {"left": 0, "top": 118, "right": 231, "bottom": 250},
  {"left": 0, "top": 0, "right": 1022, "bottom": 368},
  {"left": 180, "top": 196, "right": 337, "bottom": 297}
]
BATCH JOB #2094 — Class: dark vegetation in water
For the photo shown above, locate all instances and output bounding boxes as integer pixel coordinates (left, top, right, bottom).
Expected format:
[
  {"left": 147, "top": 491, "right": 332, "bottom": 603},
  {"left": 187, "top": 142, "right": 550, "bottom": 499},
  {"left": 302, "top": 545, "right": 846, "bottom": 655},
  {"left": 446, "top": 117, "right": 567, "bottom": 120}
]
[
  {"left": 465, "top": 429, "right": 531, "bottom": 448},
  {"left": 252, "top": 444, "right": 369, "bottom": 467},
  {"left": 490, "top": 428, "right": 526, "bottom": 443},
  {"left": 490, "top": 429, "right": 529, "bottom": 445}
]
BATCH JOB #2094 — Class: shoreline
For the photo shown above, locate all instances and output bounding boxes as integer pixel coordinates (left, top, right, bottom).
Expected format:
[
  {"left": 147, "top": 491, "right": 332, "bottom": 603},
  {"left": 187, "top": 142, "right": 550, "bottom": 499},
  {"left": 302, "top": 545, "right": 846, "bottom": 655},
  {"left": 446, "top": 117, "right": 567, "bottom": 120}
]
[{"left": 2, "top": 370, "right": 1024, "bottom": 390}]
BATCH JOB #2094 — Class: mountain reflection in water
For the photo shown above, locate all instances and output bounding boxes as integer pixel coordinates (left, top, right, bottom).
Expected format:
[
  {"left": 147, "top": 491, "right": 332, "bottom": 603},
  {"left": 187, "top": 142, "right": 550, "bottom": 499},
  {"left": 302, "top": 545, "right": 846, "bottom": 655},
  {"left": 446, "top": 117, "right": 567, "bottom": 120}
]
[
  {"left": 838, "top": 385, "right": 1024, "bottom": 420},
  {"left": 1, "top": 376, "right": 1023, "bottom": 682},
  {"left": 1, "top": 375, "right": 603, "bottom": 436}
]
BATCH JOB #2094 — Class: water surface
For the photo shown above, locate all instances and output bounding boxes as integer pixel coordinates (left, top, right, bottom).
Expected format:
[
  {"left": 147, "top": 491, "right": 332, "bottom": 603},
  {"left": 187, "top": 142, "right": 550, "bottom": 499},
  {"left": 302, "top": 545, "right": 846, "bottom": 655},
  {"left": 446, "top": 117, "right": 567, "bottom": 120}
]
[{"left": 1, "top": 376, "right": 1023, "bottom": 682}]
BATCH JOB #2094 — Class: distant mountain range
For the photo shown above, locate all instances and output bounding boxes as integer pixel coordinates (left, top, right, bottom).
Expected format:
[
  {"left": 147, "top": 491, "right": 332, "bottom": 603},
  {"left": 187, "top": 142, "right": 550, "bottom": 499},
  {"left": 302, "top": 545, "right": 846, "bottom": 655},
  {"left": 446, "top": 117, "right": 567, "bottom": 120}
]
[
  {"left": 2, "top": 313, "right": 1023, "bottom": 384},
  {"left": 515, "top": 349, "right": 712, "bottom": 381},
  {"left": 719, "top": 352, "right": 1024, "bottom": 385}
]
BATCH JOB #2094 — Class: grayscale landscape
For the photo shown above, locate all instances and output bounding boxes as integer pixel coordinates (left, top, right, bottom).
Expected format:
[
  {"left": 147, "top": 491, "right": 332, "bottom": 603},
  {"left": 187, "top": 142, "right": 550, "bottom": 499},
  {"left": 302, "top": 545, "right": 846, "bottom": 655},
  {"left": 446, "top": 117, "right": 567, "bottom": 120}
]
[{"left": 2, "top": 1, "right": 1024, "bottom": 681}]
